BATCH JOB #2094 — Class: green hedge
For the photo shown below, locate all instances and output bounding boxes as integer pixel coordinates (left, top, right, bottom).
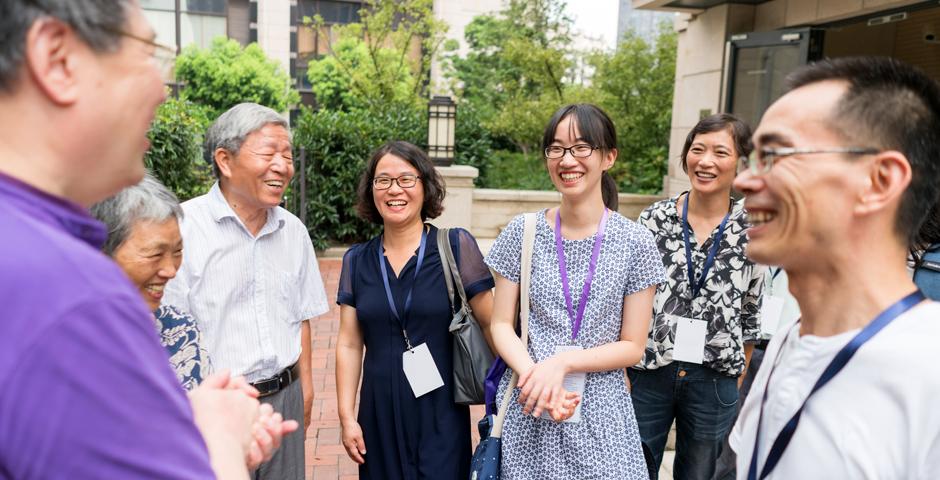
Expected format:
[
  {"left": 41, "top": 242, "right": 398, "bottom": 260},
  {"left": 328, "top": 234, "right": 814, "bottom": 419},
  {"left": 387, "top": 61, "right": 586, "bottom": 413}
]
[
  {"left": 292, "top": 106, "right": 425, "bottom": 249},
  {"left": 478, "top": 150, "right": 554, "bottom": 191},
  {"left": 145, "top": 98, "right": 213, "bottom": 201}
]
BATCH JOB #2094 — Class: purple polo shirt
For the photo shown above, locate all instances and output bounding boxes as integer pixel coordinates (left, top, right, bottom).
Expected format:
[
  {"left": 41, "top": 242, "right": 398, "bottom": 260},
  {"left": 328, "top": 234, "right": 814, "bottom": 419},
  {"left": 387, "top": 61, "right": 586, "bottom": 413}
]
[{"left": 0, "top": 172, "right": 214, "bottom": 479}]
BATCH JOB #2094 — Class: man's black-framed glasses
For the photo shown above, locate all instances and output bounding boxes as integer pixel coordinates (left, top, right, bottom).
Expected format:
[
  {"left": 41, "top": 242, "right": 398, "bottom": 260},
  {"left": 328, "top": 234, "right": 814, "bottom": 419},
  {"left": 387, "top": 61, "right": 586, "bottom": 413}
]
[
  {"left": 740, "top": 146, "right": 881, "bottom": 175},
  {"left": 372, "top": 174, "right": 421, "bottom": 190},
  {"left": 544, "top": 144, "right": 597, "bottom": 160}
]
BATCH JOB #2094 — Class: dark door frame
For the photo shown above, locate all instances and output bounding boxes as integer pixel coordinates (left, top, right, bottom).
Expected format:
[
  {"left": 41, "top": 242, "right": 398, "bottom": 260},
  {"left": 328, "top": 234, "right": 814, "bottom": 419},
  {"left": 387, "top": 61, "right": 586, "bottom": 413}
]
[{"left": 723, "top": 27, "right": 824, "bottom": 115}]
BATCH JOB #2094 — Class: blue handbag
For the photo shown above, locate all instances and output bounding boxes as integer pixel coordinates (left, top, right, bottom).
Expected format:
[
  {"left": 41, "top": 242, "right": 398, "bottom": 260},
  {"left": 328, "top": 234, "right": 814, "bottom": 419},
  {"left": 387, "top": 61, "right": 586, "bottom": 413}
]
[{"left": 469, "top": 213, "right": 536, "bottom": 480}]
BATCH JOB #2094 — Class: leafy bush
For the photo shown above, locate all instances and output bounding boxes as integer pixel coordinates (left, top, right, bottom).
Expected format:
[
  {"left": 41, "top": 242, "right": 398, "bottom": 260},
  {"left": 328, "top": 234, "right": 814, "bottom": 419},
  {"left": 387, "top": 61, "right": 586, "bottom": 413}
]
[
  {"left": 292, "top": 105, "right": 425, "bottom": 249},
  {"left": 145, "top": 98, "right": 213, "bottom": 201},
  {"left": 478, "top": 150, "right": 554, "bottom": 191},
  {"left": 175, "top": 38, "right": 300, "bottom": 118}
]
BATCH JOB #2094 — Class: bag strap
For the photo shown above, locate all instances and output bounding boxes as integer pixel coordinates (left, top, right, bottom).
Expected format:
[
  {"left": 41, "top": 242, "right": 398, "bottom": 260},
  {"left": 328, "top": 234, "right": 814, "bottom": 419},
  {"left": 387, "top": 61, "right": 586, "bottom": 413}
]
[
  {"left": 492, "top": 212, "right": 537, "bottom": 438},
  {"left": 441, "top": 228, "right": 471, "bottom": 311},
  {"left": 437, "top": 228, "right": 456, "bottom": 314}
]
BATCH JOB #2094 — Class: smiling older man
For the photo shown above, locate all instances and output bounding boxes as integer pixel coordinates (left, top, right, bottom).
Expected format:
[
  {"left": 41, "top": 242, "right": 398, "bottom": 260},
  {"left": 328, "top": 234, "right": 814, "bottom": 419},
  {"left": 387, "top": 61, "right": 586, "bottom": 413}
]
[
  {"left": 729, "top": 57, "right": 940, "bottom": 479},
  {"left": 164, "top": 102, "right": 329, "bottom": 480}
]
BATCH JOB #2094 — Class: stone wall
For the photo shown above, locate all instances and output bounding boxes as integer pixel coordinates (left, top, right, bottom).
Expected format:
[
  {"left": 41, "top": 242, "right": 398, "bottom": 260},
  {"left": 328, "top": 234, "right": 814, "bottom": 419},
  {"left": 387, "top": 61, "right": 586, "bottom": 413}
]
[{"left": 471, "top": 189, "right": 664, "bottom": 238}]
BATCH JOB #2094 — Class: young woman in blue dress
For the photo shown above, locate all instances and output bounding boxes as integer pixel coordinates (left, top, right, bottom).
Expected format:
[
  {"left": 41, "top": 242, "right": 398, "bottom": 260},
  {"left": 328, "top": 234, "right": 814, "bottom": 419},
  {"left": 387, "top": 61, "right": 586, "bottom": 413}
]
[{"left": 335, "top": 141, "right": 495, "bottom": 479}]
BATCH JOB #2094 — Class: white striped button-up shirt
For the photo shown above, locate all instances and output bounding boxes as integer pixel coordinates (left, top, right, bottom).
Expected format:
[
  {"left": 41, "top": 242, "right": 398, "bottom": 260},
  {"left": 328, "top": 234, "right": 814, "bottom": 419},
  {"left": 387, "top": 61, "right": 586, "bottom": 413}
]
[{"left": 164, "top": 183, "right": 329, "bottom": 382}]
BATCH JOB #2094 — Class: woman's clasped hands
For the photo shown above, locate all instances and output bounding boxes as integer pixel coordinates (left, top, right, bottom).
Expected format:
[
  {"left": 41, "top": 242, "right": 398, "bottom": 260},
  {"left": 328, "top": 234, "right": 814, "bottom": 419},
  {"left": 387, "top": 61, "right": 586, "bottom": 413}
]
[{"left": 517, "top": 354, "right": 581, "bottom": 422}]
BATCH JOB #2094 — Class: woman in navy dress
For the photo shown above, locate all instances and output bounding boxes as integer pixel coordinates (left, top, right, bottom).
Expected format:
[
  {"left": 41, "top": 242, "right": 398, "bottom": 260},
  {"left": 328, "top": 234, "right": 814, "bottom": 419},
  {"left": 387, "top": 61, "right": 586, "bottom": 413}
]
[{"left": 335, "top": 141, "right": 495, "bottom": 480}]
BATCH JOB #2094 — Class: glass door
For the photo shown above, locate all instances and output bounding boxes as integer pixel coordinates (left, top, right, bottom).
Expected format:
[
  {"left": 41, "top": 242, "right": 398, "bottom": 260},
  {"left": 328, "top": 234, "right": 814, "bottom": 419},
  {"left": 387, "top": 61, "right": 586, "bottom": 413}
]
[{"left": 725, "top": 28, "right": 823, "bottom": 128}]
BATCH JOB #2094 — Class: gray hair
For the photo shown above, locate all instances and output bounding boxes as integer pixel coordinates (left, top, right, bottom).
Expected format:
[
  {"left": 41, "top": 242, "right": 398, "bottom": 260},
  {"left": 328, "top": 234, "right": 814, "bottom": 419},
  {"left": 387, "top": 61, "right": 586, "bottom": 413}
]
[
  {"left": 90, "top": 172, "right": 183, "bottom": 257},
  {"left": 204, "top": 102, "right": 291, "bottom": 178},
  {"left": 0, "top": 0, "right": 131, "bottom": 91}
]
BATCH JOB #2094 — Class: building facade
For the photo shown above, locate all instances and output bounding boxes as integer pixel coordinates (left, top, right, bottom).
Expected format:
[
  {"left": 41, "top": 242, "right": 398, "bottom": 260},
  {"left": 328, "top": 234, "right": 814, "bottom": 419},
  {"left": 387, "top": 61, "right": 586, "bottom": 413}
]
[
  {"left": 143, "top": 0, "right": 502, "bottom": 105},
  {"left": 619, "top": 0, "right": 676, "bottom": 44},
  {"left": 636, "top": 0, "right": 938, "bottom": 194}
]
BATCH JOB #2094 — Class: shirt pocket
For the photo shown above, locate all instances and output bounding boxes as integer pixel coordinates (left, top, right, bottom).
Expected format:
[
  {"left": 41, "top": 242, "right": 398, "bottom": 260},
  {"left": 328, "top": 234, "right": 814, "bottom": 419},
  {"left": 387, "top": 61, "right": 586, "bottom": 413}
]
[{"left": 269, "top": 266, "right": 301, "bottom": 324}]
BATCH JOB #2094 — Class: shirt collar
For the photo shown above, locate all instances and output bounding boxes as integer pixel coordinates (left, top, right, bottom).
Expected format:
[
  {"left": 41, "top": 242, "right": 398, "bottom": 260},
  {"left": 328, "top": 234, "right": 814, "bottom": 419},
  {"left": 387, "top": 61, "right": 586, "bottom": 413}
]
[
  {"left": 0, "top": 170, "right": 108, "bottom": 248},
  {"left": 207, "top": 181, "right": 285, "bottom": 236},
  {"left": 672, "top": 191, "right": 744, "bottom": 222}
]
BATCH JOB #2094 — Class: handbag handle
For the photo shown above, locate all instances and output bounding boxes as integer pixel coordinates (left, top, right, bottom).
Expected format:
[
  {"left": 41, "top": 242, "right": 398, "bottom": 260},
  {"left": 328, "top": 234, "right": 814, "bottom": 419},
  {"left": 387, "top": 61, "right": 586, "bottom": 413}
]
[
  {"left": 491, "top": 212, "right": 537, "bottom": 438},
  {"left": 437, "top": 228, "right": 457, "bottom": 314}
]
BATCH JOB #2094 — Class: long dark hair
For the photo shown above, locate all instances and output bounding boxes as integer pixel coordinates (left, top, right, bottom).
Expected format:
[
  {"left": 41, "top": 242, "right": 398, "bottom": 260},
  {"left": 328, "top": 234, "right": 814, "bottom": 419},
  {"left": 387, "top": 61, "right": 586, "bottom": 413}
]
[{"left": 542, "top": 104, "right": 619, "bottom": 211}]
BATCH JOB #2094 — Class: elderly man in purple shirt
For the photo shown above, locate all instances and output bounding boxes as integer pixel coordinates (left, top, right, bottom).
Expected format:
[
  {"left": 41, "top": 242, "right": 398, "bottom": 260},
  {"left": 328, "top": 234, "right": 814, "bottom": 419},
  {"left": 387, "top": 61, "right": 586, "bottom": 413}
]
[{"left": 0, "top": 1, "right": 292, "bottom": 478}]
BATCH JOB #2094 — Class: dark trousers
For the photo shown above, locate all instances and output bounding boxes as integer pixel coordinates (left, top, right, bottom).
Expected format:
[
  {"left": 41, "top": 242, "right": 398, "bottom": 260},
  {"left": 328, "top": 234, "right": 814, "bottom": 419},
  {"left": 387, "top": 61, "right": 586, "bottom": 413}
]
[
  {"left": 253, "top": 379, "right": 305, "bottom": 480},
  {"left": 628, "top": 362, "right": 738, "bottom": 480},
  {"left": 710, "top": 347, "right": 766, "bottom": 480}
]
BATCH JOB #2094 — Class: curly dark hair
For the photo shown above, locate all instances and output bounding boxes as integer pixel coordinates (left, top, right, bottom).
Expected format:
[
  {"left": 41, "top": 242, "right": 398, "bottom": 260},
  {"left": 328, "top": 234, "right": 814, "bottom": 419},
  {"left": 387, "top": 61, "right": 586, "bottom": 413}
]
[{"left": 356, "top": 141, "right": 446, "bottom": 225}]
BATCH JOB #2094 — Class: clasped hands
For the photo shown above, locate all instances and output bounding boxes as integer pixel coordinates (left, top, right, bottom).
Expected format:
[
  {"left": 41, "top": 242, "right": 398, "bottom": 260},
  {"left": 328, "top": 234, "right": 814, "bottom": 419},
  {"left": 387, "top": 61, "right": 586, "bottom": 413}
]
[
  {"left": 189, "top": 370, "right": 299, "bottom": 470},
  {"left": 517, "top": 355, "right": 581, "bottom": 422}
]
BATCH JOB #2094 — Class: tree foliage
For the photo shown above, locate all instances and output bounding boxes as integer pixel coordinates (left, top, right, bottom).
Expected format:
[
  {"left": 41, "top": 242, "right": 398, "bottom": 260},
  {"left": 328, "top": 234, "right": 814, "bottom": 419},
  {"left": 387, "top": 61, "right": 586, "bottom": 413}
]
[
  {"left": 305, "top": 0, "right": 446, "bottom": 112},
  {"left": 445, "top": 0, "right": 574, "bottom": 154},
  {"left": 145, "top": 97, "right": 213, "bottom": 201},
  {"left": 175, "top": 37, "right": 300, "bottom": 117},
  {"left": 590, "top": 23, "right": 676, "bottom": 193}
]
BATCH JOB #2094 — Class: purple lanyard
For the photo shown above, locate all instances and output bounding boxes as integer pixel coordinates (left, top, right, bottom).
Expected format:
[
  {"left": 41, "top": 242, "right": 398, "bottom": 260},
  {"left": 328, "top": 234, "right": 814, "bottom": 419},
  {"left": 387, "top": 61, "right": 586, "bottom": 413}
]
[
  {"left": 555, "top": 208, "right": 609, "bottom": 341},
  {"left": 378, "top": 227, "right": 428, "bottom": 350}
]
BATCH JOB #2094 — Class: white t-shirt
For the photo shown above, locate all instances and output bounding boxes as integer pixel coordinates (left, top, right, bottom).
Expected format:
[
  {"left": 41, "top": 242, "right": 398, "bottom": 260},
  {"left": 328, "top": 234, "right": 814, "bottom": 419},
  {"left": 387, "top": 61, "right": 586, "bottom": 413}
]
[{"left": 730, "top": 300, "right": 940, "bottom": 479}]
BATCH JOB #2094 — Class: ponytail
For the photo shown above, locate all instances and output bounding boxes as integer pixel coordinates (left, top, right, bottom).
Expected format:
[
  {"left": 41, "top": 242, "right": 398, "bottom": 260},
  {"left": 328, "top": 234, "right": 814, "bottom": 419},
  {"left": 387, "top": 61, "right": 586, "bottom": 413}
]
[{"left": 601, "top": 171, "right": 618, "bottom": 211}]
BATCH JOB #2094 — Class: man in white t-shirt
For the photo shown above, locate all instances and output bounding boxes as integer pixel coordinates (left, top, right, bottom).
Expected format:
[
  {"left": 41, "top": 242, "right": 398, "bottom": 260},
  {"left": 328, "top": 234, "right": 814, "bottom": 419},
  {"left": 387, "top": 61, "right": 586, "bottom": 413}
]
[{"left": 729, "top": 56, "right": 940, "bottom": 479}]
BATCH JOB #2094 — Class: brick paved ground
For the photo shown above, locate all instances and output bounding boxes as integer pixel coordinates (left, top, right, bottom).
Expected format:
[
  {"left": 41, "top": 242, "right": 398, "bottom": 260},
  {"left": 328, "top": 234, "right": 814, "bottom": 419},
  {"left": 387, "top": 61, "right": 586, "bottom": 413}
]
[{"left": 305, "top": 258, "right": 668, "bottom": 479}]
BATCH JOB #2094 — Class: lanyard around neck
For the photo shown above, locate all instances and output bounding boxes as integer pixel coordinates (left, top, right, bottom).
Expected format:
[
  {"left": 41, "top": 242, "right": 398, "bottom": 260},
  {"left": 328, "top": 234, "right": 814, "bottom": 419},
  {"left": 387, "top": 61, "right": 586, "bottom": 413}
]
[
  {"left": 555, "top": 208, "right": 609, "bottom": 341},
  {"left": 378, "top": 227, "right": 428, "bottom": 350},
  {"left": 747, "top": 290, "right": 925, "bottom": 480},
  {"left": 682, "top": 193, "right": 731, "bottom": 300}
]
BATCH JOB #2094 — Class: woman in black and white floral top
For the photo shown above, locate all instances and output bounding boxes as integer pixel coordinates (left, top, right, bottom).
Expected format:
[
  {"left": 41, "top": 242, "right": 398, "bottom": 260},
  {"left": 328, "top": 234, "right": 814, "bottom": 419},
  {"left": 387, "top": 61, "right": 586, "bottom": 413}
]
[{"left": 628, "top": 114, "right": 765, "bottom": 480}]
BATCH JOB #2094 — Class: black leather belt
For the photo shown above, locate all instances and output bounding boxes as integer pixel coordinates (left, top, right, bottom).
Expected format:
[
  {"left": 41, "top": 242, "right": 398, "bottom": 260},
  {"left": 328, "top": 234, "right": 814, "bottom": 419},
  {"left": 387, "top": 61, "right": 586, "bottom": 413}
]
[{"left": 250, "top": 362, "right": 300, "bottom": 398}]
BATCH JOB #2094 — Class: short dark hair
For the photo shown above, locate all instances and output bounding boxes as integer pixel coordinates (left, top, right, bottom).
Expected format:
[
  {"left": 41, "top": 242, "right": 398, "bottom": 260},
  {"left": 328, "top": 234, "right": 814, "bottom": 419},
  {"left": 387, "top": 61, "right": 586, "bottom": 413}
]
[
  {"left": 0, "top": 0, "right": 130, "bottom": 91},
  {"left": 356, "top": 141, "right": 446, "bottom": 225},
  {"left": 541, "top": 103, "right": 620, "bottom": 211},
  {"left": 680, "top": 113, "right": 753, "bottom": 174},
  {"left": 786, "top": 56, "right": 940, "bottom": 247}
]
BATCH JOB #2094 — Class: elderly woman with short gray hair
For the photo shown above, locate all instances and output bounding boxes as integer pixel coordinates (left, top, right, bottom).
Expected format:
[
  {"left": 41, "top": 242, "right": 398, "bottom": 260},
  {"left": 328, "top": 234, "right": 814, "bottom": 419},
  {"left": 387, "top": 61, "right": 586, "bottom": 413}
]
[{"left": 91, "top": 172, "right": 210, "bottom": 390}]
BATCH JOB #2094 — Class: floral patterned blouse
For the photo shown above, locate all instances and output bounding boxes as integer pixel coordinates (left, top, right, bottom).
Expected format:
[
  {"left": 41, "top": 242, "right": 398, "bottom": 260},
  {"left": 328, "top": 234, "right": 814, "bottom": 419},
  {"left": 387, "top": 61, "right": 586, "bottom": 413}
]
[
  {"left": 153, "top": 305, "right": 211, "bottom": 391},
  {"left": 633, "top": 194, "right": 765, "bottom": 377}
]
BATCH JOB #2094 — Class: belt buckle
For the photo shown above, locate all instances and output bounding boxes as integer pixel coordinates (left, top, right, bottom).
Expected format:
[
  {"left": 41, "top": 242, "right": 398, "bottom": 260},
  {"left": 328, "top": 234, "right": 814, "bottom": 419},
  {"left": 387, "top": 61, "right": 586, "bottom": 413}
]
[{"left": 253, "top": 376, "right": 280, "bottom": 397}]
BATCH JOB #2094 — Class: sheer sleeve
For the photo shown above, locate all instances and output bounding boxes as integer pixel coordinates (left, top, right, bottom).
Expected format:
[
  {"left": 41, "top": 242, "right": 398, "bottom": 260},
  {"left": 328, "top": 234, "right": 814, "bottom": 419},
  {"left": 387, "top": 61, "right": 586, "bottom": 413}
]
[
  {"left": 336, "top": 244, "right": 362, "bottom": 307},
  {"left": 451, "top": 228, "right": 495, "bottom": 299}
]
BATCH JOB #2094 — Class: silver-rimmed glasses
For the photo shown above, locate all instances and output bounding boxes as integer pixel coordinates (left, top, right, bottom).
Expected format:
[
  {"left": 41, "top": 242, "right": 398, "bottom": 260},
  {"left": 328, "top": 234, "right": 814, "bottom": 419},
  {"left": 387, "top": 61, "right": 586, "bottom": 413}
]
[
  {"left": 739, "top": 146, "right": 880, "bottom": 175},
  {"left": 372, "top": 174, "right": 421, "bottom": 190}
]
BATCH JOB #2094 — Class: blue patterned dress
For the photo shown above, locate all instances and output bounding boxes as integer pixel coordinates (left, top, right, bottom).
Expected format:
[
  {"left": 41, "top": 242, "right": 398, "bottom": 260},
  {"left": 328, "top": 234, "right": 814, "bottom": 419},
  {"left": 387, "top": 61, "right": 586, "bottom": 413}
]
[
  {"left": 153, "top": 305, "right": 211, "bottom": 391},
  {"left": 484, "top": 210, "right": 665, "bottom": 479}
]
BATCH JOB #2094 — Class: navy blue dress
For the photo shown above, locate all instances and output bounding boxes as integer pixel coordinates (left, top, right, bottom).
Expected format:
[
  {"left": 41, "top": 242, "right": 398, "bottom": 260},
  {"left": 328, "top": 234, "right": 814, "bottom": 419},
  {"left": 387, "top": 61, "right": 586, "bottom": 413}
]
[{"left": 337, "top": 225, "right": 494, "bottom": 480}]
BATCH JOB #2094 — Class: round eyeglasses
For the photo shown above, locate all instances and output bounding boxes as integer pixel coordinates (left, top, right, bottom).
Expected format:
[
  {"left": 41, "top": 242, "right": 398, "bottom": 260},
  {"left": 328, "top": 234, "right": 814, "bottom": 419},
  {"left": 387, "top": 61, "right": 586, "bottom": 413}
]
[
  {"left": 544, "top": 144, "right": 597, "bottom": 159},
  {"left": 372, "top": 174, "right": 421, "bottom": 190}
]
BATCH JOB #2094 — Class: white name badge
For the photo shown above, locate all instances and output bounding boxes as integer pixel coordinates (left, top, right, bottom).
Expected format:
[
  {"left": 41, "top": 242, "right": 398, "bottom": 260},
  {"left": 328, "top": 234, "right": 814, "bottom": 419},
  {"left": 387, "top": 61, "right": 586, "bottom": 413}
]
[
  {"left": 760, "top": 295, "right": 785, "bottom": 336},
  {"left": 402, "top": 343, "right": 444, "bottom": 398},
  {"left": 540, "top": 345, "right": 586, "bottom": 423},
  {"left": 671, "top": 315, "right": 707, "bottom": 364}
]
